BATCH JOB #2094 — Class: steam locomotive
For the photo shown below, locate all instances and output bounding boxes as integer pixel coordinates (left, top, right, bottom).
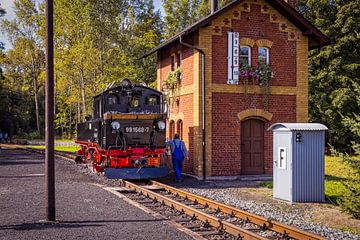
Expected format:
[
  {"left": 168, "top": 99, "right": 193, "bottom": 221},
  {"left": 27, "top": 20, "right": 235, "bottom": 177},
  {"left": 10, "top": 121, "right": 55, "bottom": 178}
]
[{"left": 75, "top": 79, "right": 168, "bottom": 179}]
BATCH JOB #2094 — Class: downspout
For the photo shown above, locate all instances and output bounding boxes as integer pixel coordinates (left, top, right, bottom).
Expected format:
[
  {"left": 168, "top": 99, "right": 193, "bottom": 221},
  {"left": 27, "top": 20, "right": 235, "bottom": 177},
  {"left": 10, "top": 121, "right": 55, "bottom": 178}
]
[{"left": 179, "top": 35, "right": 207, "bottom": 181}]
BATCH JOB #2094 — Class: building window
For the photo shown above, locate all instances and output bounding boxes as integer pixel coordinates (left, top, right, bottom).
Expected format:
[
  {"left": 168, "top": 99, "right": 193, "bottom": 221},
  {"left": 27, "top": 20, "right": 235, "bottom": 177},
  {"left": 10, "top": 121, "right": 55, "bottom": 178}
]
[
  {"left": 171, "top": 55, "right": 175, "bottom": 71},
  {"left": 169, "top": 120, "right": 175, "bottom": 139},
  {"left": 176, "top": 119, "right": 183, "bottom": 140},
  {"left": 240, "top": 46, "right": 251, "bottom": 66},
  {"left": 176, "top": 52, "right": 181, "bottom": 68},
  {"left": 258, "top": 47, "right": 269, "bottom": 65},
  {"left": 171, "top": 52, "right": 182, "bottom": 71}
]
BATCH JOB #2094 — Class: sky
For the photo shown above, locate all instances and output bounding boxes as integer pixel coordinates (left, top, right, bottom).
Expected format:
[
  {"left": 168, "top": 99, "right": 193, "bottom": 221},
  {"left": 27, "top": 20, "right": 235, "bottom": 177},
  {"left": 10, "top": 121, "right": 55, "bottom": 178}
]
[{"left": 0, "top": 0, "right": 164, "bottom": 50}]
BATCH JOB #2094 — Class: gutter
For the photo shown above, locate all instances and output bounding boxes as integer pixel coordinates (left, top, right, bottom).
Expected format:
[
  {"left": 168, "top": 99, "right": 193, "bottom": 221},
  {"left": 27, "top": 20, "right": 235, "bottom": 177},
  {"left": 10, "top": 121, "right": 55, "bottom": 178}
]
[{"left": 179, "top": 35, "right": 207, "bottom": 181}]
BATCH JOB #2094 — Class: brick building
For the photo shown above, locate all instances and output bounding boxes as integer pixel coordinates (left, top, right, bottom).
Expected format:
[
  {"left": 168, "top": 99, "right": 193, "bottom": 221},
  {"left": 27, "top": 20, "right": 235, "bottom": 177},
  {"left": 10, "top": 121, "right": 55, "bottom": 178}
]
[{"left": 142, "top": 0, "right": 329, "bottom": 179}]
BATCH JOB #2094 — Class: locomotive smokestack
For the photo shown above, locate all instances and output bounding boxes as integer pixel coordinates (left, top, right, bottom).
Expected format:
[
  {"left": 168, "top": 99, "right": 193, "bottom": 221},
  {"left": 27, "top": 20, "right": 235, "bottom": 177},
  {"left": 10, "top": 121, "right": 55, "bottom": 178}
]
[{"left": 211, "top": 0, "right": 218, "bottom": 14}]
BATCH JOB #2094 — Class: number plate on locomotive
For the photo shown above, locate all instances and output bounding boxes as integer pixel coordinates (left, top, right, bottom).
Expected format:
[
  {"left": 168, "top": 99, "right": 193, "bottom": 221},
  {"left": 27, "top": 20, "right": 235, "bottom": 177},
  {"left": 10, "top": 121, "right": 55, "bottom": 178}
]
[{"left": 125, "top": 126, "right": 150, "bottom": 133}]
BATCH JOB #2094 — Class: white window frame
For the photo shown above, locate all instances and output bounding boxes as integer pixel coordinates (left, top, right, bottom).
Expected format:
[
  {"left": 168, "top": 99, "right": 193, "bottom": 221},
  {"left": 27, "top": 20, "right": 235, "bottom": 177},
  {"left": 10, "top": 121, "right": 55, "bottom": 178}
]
[
  {"left": 258, "top": 47, "right": 270, "bottom": 65},
  {"left": 240, "top": 46, "right": 252, "bottom": 66}
]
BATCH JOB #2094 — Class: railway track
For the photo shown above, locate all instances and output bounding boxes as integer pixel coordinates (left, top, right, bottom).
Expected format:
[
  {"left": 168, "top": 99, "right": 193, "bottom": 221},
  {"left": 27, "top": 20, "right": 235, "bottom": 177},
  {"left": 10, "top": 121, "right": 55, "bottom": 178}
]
[
  {"left": 120, "top": 180, "right": 326, "bottom": 240},
  {"left": 5, "top": 145, "right": 326, "bottom": 240}
]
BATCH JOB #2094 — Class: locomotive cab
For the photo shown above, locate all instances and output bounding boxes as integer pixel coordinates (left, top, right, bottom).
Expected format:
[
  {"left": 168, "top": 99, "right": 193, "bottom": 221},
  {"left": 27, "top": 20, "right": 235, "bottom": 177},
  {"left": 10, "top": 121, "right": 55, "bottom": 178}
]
[{"left": 76, "top": 79, "right": 168, "bottom": 179}]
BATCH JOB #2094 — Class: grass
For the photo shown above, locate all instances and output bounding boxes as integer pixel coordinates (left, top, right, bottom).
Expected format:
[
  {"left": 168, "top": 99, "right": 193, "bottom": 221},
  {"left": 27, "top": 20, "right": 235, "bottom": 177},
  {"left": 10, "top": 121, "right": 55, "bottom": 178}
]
[
  {"left": 258, "top": 156, "right": 352, "bottom": 205},
  {"left": 259, "top": 181, "right": 273, "bottom": 188},
  {"left": 28, "top": 145, "right": 80, "bottom": 153},
  {"left": 324, "top": 156, "right": 352, "bottom": 204}
]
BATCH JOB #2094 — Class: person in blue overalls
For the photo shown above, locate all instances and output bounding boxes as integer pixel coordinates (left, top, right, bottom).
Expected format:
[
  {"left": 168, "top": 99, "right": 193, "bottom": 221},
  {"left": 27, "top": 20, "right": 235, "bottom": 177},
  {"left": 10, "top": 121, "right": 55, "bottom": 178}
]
[{"left": 167, "top": 134, "right": 188, "bottom": 182}]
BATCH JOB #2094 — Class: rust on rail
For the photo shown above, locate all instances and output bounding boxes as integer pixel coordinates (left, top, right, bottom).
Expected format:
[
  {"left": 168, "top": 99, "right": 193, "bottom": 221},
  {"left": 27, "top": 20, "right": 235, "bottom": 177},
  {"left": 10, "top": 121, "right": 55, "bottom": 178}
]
[{"left": 123, "top": 180, "right": 268, "bottom": 240}]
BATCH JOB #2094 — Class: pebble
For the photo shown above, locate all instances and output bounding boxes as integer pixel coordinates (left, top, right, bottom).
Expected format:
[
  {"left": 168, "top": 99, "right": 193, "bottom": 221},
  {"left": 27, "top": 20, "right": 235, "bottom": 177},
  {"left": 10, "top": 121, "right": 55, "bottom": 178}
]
[{"left": 180, "top": 186, "right": 360, "bottom": 240}]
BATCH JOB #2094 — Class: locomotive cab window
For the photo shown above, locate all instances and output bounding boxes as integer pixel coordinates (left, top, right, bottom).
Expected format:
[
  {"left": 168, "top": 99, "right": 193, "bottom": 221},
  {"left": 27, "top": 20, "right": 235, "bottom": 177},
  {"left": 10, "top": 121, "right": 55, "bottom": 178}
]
[
  {"left": 147, "top": 96, "right": 158, "bottom": 106},
  {"left": 107, "top": 94, "right": 118, "bottom": 105},
  {"left": 131, "top": 96, "right": 140, "bottom": 108}
]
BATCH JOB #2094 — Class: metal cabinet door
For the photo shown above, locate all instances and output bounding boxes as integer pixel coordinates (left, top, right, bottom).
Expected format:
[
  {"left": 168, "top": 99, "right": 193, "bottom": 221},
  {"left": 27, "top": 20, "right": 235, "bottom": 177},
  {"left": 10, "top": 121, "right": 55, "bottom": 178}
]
[{"left": 273, "top": 132, "right": 292, "bottom": 201}]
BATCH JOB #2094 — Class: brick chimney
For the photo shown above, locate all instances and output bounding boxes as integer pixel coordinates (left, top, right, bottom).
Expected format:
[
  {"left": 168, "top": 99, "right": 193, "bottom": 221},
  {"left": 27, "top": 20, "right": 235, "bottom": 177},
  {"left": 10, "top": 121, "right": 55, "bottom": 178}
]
[
  {"left": 211, "top": 0, "right": 218, "bottom": 13},
  {"left": 284, "top": 0, "right": 297, "bottom": 8}
]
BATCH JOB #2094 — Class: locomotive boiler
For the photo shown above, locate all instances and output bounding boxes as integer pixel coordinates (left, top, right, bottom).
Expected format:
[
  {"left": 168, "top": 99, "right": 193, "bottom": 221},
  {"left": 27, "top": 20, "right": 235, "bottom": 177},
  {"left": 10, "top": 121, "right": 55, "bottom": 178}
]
[{"left": 75, "top": 79, "right": 168, "bottom": 179}]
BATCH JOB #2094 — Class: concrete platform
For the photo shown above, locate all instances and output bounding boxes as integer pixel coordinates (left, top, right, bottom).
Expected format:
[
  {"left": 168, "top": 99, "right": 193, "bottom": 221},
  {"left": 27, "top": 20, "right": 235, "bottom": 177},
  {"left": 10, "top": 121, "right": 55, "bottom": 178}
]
[{"left": 0, "top": 148, "right": 197, "bottom": 240}]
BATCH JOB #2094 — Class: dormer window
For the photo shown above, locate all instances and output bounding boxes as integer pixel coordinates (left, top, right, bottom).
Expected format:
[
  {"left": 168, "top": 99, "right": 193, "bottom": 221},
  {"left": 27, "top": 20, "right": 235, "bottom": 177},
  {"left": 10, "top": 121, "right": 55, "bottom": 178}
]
[
  {"left": 240, "top": 46, "right": 251, "bottom": 66},
  {"left": 258, "top": 47, "right": 269, "bottom": 65}
]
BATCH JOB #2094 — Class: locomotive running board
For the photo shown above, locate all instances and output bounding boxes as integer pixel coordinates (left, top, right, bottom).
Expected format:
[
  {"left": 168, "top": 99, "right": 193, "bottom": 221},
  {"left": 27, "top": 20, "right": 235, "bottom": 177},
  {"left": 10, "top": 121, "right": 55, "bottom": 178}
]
[{"left": 104, "top": 167, "right": 168, "bottom": 179}]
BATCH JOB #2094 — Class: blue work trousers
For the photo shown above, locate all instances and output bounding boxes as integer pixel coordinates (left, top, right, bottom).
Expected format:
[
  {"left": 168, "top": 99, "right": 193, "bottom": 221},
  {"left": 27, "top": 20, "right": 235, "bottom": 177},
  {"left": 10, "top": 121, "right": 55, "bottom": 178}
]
[{"left": 172, "top": 157, "right": 184, "bottom": 181}]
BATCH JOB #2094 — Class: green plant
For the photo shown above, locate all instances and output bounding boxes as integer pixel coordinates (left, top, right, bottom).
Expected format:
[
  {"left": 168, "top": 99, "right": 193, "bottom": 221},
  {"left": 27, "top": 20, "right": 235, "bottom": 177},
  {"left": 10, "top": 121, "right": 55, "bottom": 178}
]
[
  {"left": 165, "top": 68, "right": 182, "bottom": 102},
  {"left": 259, "top": 181, "right": 273, "bottom": 188},
  {"left": 338, "top": 154, "right": 360, "bottom": 219},
  {"left": 239, "top": 63, "right": 273, "bottom": 109},
  {"left": 257, "top": 63, "right": 273, "bottom": 109}
]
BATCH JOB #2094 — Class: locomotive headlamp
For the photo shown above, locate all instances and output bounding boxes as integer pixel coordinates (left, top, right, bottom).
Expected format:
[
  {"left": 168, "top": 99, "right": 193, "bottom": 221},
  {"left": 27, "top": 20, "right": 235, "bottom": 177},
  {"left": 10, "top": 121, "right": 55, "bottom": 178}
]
[
  {"left": 157, "top": 121, "right": 166, "bottom": 130},
  {"left": 111, "top": 121, "right": 121, "bottom": 130}
]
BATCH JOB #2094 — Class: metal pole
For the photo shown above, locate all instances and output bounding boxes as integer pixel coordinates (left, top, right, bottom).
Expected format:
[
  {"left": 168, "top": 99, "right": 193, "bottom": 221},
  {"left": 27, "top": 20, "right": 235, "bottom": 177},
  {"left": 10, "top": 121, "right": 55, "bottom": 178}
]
[{"left": 45, "top": 0, "right": 55, "bottom": 222}]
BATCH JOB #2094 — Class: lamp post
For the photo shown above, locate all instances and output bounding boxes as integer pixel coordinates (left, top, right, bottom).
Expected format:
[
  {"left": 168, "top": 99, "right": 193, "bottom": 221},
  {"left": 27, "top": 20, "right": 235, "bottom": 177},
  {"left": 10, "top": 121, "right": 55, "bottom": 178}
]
[{"left": 45, "top": 0, "right": 55, "bottom": 222}]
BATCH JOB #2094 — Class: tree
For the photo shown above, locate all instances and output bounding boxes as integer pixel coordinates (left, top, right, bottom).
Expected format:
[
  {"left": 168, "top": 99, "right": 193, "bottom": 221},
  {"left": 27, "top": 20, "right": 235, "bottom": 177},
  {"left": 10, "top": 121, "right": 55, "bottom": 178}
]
[
  {"left": 0, "top": 3, "right": 5, "bottom": 50},
  {"left": 297, "top": 0, "right": 360, "bottom": 152},
  {"left": 1, "top": 0, "right": 45, "bottom": 136},
  {"left": 163, "top": 0, "right": 234, "bottom": 39}
]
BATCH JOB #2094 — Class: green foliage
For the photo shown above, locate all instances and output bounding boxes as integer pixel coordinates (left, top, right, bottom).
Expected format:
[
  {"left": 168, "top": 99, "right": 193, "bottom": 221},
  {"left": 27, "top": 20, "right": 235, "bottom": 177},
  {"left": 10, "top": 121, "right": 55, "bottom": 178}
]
[
  {"left": 297, "top": 0, "right": 360, "bottom": 152},
  {"left": 166, "top": 68, "right": 182, "bottom": 90},
  {"left": 166, "top": 68, "right": 182, "bottom": 101},
  {"left": 0, "top": 3, "right": 5, "bottom": 49},
  {"left": 338, "top": 155, "right": 360, "bottom": 219},
  {"left": 239, "top": 63, "right": 273, "bottom": 109},
  {"left": 0, "top": 0, "right": 162, "bottom": 138},
  {"left": 163, "top": 0, "right": 234, "bottom": 39},
  {"left": 0, "top": 0, "right": 44, "bottom": 136},
  {"left": 259, "top": 181, "right": 273, "bottom": 188}
]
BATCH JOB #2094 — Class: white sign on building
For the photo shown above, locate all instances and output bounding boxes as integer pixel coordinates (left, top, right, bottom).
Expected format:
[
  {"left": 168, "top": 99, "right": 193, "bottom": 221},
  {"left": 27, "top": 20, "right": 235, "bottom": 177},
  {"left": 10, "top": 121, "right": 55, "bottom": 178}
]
[{"left": 227, "top": 32, "right": 239, "bottom": 84}]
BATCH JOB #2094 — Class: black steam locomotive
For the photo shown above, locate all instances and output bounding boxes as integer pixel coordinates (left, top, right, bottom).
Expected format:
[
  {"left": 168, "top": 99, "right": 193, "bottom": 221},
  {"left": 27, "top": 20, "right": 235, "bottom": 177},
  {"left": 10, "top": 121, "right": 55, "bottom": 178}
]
[{"left": 75, "top": 79, "right": 168, "bottom": 179}]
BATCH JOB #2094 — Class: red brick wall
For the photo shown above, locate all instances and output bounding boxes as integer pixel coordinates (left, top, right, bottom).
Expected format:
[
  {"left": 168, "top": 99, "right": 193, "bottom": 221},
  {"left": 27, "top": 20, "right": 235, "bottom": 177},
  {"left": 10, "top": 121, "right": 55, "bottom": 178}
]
[
  {"left": 211, "top": 93, "right": 296, "bottom": 176},
  {"left": 212, "top": 4, "right": 297, "bottom": 87},
  {"left": 159, "top": 43, "right": 195, "bottom": 175}
]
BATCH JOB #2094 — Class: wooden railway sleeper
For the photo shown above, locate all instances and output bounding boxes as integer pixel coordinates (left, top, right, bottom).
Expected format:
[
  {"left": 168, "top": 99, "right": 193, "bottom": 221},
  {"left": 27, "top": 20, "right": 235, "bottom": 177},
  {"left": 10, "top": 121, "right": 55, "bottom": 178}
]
[
  {"left": 282, "top": 231, "right": 290, "bottom": 239},
  {"left": 217, "top": 220, "right": 225, "bottom": 233},
  {"left": 236, "top": 234, "right": 244, "bottom": 240},
  {"left": 203, "top": 219, "right": 211, "bottom": 228}
]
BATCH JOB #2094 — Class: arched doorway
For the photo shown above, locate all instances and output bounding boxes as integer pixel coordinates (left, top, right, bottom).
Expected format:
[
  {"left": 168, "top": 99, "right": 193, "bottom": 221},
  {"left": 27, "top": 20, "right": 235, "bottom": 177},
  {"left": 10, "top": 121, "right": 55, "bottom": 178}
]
[
  {"left": 176, "top": 119, "right": 183, "bottom": 140},
  {"left": 241, "top": 118, "right": 264, "bottom": 174},
  {"left": 169, "top": 120, "right": 175, "bottom": 139}
]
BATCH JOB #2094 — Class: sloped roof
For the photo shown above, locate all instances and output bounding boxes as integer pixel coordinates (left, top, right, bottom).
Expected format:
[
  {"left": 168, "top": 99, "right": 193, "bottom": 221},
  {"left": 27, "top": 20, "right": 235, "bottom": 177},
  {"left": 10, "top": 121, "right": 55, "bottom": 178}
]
[
  {"left": 141, "top": 0, "right": 330, "bottom": 58},
  {"left": 268, "top": 123, "right": 328, "bottom": 131}
]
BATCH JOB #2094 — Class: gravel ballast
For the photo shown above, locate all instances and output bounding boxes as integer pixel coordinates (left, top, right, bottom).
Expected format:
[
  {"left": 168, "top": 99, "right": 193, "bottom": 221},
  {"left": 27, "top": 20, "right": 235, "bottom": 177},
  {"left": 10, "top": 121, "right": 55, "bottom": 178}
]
[{"left": 166, "top": 178, "right": 360, "bottom": 240}]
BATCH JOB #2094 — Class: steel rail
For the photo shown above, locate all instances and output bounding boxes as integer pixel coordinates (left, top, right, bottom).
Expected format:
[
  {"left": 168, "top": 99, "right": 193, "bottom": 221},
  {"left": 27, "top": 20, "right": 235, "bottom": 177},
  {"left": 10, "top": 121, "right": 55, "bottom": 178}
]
[
  {"left": 3, "top": 145, "right": 326, "bottom": 240},
  {"left": 123, "top": 180, "right": 269, "bottom": 240},
  {"left": 151, "top": 181, "right": 326, "bottom": 240}
]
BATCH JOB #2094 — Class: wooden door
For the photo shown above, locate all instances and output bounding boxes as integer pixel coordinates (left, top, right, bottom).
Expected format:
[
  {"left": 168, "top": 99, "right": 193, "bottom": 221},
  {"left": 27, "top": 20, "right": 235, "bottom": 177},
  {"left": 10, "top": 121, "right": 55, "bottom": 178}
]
[{"left": 241, "top": 119, "right": 264, "bottom": 174}]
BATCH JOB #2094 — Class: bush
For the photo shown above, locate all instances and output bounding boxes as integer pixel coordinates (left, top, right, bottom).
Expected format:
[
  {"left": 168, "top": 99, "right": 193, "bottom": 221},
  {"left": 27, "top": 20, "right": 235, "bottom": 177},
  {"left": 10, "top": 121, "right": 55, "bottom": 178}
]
[{"left": 338, "top": 154, "right": 360, "bottom": 219}]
